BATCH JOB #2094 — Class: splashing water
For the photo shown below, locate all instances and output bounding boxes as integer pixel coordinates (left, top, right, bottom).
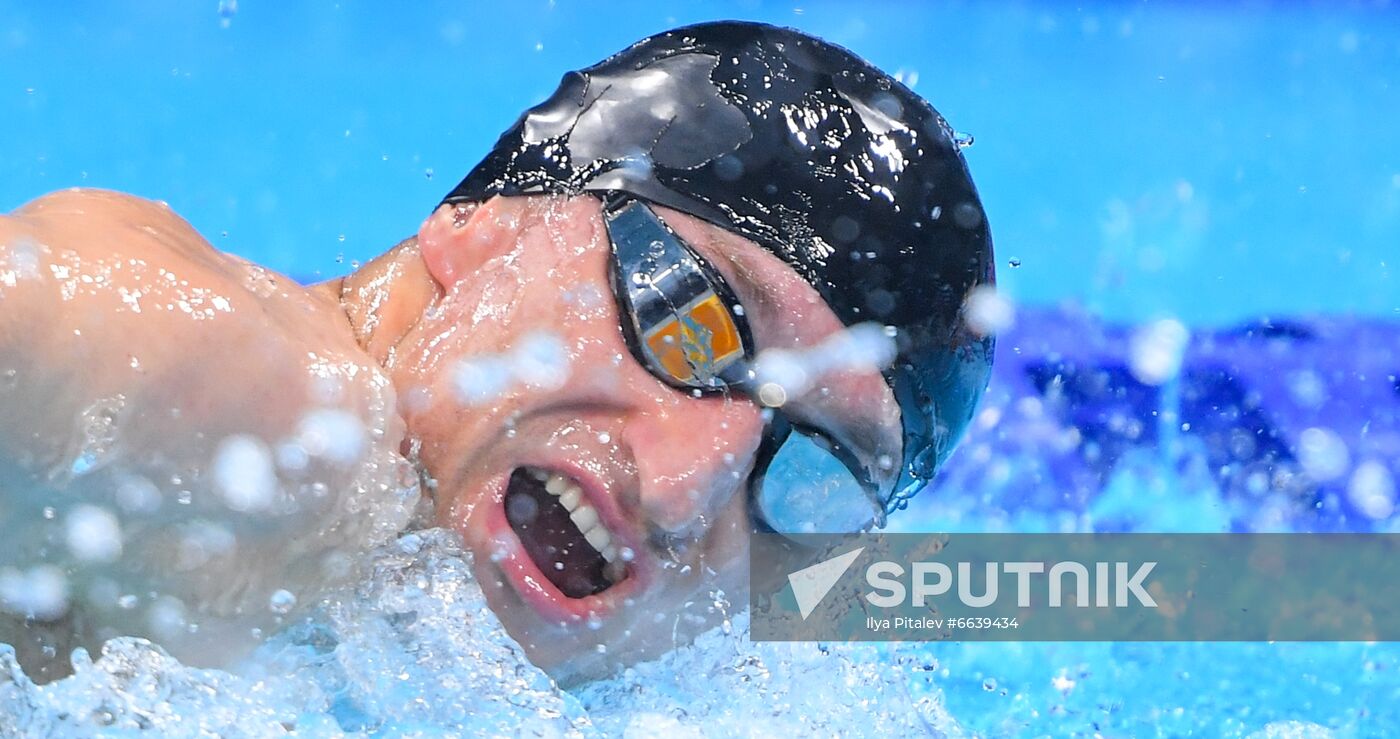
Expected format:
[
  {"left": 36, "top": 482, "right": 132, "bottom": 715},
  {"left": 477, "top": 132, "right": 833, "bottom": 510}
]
[
  {"left": 453, "top": 331, "right": 571, "bottom": 406},
  {"left": 749, "top": 322, "right": 897, "bottom": 408},
  {"left": 0, "top": 530, "right": 961, "bottom": 736}
]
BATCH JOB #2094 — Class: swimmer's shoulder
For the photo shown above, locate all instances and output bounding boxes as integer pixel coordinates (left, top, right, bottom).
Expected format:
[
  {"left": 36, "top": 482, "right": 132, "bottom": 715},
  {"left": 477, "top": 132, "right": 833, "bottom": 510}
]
[{"left": 3, "top": 188, "right": 338, "bottom": 313}]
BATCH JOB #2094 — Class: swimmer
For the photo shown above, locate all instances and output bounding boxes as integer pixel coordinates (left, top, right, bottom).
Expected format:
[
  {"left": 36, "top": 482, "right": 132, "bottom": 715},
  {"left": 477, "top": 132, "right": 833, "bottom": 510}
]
[{"left": 0, "top": 21, "right": 994, "bottom": 683}]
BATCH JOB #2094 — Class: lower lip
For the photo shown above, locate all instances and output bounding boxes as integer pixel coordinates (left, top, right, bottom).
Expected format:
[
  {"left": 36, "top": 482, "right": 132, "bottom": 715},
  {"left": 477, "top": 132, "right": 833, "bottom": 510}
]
[{"left": 476, "top": 471, "right": 644, "bottom": 625}]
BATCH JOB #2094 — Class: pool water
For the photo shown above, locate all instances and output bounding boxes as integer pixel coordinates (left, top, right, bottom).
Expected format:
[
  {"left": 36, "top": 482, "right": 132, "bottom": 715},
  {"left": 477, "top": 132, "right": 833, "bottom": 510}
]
[{"left": 2, "top": 1, "right": 1397, "bottom": 736}]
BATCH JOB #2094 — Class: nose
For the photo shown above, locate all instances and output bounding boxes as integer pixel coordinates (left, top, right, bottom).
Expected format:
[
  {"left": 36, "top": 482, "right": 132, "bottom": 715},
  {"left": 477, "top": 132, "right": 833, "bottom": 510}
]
[{"left": 621, "top": 389, "right": 766, "bottom": 534}]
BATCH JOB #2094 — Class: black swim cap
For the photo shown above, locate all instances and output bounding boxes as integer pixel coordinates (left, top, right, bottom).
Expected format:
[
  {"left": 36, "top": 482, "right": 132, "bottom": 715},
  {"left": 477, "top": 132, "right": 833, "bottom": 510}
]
[{"left": 442, "top": 20, "right": 995, "bottom": 514}]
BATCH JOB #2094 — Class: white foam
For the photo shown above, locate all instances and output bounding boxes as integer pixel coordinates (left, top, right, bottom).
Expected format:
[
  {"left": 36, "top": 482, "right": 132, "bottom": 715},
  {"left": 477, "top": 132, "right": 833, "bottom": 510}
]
[{"left": 0, "top": 530, "right": 962, "bottom": 735}]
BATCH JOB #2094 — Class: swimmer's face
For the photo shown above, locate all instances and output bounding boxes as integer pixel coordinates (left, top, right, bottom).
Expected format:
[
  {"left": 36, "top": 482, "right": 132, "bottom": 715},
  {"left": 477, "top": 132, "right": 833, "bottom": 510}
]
[{"left": 391, "top": 195, "right": 900, "bottom": 681}]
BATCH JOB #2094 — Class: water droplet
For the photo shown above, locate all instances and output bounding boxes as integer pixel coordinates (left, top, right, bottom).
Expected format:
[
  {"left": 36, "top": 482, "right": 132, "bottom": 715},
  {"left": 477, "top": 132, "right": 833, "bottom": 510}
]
[
  {"left": 212, "top": 434, "right": 278, "bottom": 512},
  {"left": 1297, "top": 427, "right": 1350, "bottom": 482},
  {"left": 954, "top": 131, "right": 975, "bottom": 148},
  {"left": 217, "top": 0, "right": 237, "bottom": 28},
  {"left": 398, "top": 533, "right": 424, "bottom": 554},
  {"left": 269, "top": 589, "right": 297, "bottom": 614},
  {"left": 506, "top": 492, "right": 539, "bottom": 527},
  {"left": 1348, "top": 462, "right": 1396, "bottom": 519},
  {"left": 953, "top": 202, "right": 984, "bottom": 230},
  {"left": 1129, "top": 319, "right": 1190, "bottom": 385},
  {"left": 1008, "top": 258, "right": 1022, "bottom": 268},
  {"left": 65, "top": 505, "right": 123, "bottom": 563},
  {"left": 66, "top": 396, "right": 125, "bottom": 478},
  {"left": 0, "top": 565, "right": 68, "bottom": 620},
  {"left": 964, "top": 286, "right": 1015, "bottom": 336},
  {"left": 296, "top": 408, "right": 368, "bottom": 465}
]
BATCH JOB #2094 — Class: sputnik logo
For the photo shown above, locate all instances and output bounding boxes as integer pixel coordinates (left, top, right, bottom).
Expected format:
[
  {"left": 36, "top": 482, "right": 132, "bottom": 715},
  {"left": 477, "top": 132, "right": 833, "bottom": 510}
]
[{"left": 787, "top": 547, "right": 864, "bottom": 620}]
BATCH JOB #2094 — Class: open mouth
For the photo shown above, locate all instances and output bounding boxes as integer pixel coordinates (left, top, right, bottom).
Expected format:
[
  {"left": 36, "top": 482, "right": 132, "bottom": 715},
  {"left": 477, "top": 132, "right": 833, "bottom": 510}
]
[{"left": 504, "top": 466, "right": 627, "bottom": 598}]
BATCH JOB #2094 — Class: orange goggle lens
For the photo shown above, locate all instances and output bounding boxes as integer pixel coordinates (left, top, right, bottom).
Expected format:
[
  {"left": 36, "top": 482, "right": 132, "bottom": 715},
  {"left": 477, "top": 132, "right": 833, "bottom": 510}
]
[{"left": 642, "top": 293, "right": 746, "bottom": 385}]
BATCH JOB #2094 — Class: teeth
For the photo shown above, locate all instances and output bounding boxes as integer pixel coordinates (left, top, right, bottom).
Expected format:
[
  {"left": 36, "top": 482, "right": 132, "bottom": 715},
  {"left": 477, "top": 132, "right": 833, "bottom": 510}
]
[
  {"left": 569, "top": 504, "right": 599, "bottom": 533},
  {"left": 559, "top": 486, "right": 582, "bottom": 511},
  {"left": 584, "top": 525, "right": 611, "bottom": 553},
  {"left": 525, "top": 467, "right": 628, "bottom": 583}
]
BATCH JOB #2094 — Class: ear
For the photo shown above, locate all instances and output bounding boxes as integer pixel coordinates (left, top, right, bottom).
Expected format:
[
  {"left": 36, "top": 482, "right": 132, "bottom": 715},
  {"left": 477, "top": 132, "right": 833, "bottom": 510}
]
[{"left": 416, "top": 197, "right": 516, "bottom": 287}]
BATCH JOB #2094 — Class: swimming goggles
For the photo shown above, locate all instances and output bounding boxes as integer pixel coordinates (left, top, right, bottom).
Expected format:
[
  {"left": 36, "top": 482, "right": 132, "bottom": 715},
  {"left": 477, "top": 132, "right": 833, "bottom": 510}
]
[{"left": 603, "top": 196, "right": 893, "bottom": 535}]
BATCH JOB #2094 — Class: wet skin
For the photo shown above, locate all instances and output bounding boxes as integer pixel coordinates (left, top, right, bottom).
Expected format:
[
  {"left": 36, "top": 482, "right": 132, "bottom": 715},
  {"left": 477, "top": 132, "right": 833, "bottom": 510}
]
[{"left": 0, "top": 188, "right": 900, "bottom": 682}]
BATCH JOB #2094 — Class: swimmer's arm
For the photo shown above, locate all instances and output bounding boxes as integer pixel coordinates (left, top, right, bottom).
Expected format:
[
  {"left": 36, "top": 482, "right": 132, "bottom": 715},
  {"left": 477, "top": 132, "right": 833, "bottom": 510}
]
[
  {"left": 0, "top": 211, "right": 75, "bottom": 468},
  {"left": 0, "top": 193, "right": 283, "bottom": 473},
  {"left": 0, "top": 189, "right": 400, "bottom": 477}
]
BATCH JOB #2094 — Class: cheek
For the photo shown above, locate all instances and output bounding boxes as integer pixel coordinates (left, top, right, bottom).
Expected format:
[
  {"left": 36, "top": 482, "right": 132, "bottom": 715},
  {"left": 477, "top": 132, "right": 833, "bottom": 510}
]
[
  {"left": 636, "top": 496, "right": 752, "bottom": 626},
  {"left": 390, "top": 208, "right": 628, "bottom": 458}
]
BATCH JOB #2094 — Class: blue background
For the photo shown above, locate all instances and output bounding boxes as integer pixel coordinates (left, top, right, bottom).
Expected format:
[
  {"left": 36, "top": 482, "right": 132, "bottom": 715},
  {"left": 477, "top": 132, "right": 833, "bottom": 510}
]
[{"left": 2, "top": 0, "right": 1396, "bottom": 325}]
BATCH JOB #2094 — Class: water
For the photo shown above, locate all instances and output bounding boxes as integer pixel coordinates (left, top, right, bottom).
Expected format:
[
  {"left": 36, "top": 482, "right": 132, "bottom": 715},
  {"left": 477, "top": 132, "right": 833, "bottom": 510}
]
[
  {"left": 2, "top": 1, "right": 1398, "bottom": 736},
  {"left": 0, "top": 530, "right": 959, "bottom": 737}
]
